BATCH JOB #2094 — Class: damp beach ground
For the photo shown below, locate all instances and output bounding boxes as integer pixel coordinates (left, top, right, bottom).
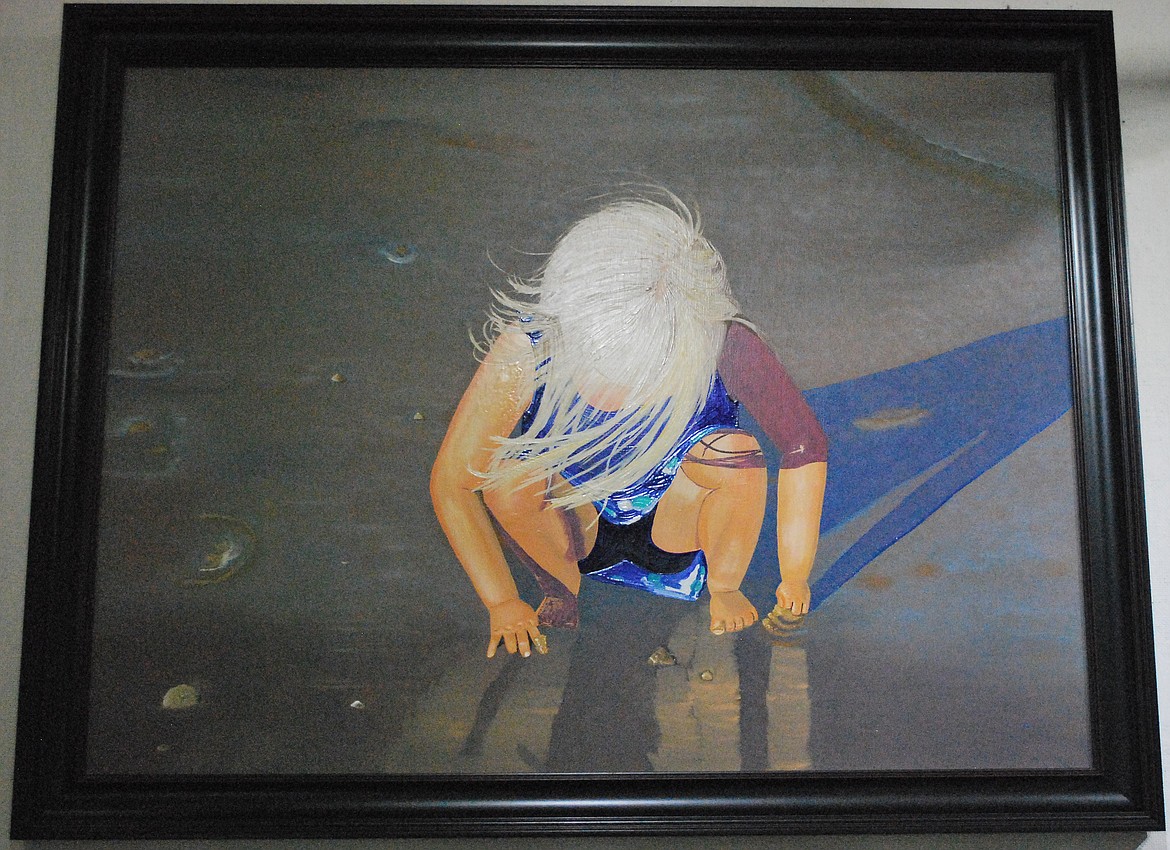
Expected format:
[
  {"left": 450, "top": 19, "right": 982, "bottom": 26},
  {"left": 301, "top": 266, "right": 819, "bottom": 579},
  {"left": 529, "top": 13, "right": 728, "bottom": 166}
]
[{"left": 83, "top": 67, "right": 1087, "bottom": 775}]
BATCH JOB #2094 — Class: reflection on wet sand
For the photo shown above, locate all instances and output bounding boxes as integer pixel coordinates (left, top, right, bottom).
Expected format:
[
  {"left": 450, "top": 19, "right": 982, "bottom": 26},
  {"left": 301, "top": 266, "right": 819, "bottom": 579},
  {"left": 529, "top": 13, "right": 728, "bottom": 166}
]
[
  {"left": 768, "top": 643, "right": 812, "bottom": 771},
  {"left": 383, "top": 589, "right": 812, "bottom": 775},
  {"left": 650, "top": 606, "right": 743, "bottom": 772},
  {"left": 384, "top": 630, "right": 578, "bottom": 774}
]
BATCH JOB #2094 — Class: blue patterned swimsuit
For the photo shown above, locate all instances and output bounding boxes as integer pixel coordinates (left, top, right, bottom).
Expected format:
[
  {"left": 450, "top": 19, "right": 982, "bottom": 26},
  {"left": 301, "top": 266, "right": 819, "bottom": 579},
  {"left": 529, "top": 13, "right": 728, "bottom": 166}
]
[{"left": 519, "top": 369, "right": 740, "bottom": 601}]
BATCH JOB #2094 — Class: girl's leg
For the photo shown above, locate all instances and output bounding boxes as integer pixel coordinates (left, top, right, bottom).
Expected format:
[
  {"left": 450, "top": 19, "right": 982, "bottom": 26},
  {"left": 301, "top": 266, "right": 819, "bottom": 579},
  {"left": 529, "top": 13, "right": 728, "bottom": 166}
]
[
  {"left": 482, "top": 471, "right": 598, "bottom": 627},
  {"left": 652, "top": 430, "right": 768, "bottom": 634}
]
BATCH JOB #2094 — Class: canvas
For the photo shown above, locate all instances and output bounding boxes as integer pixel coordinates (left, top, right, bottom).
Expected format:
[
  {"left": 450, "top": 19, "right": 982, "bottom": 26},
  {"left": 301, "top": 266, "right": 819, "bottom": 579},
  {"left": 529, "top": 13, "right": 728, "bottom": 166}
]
[{"left": 85, "top": 65, "right": 1083, "bottom": 775}]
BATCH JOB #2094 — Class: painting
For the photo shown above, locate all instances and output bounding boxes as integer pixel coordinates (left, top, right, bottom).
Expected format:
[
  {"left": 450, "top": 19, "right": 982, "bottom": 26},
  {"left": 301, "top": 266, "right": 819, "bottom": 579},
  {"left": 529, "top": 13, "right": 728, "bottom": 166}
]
[{"left": 11, "top": 5, "right": 1161, "bottom": 838}]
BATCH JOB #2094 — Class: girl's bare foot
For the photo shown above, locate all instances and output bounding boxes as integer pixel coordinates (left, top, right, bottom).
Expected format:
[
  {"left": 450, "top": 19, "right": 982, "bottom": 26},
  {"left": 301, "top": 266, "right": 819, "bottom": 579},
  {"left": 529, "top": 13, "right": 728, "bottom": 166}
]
[{"left": 708, "top": 589, "right": 758, "bottom": 635}]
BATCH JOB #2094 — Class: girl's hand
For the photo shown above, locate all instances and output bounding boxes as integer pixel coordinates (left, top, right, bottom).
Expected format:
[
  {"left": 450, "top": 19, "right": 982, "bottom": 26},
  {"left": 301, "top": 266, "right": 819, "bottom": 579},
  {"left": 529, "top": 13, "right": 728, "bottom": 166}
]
[
  {"left": 487, "top": 598, "right": 547, "bottom": 658},
  {"left": 775, "top": 579, "right": 811, "bottom": 616}
]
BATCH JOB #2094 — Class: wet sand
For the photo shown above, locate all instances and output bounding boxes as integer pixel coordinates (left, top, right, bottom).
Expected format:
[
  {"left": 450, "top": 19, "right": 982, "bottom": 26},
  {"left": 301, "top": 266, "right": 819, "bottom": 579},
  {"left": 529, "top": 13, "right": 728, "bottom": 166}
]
[{"left": 84, "top": 67, "right": 1086, "bottom": 775}]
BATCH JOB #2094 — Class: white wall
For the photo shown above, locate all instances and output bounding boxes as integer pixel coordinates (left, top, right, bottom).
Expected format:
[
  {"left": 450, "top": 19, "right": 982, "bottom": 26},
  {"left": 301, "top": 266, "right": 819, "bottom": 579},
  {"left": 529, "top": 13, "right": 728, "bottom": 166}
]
[{"left": 1, "top": 1, "right": 1167, "bottom": 848}]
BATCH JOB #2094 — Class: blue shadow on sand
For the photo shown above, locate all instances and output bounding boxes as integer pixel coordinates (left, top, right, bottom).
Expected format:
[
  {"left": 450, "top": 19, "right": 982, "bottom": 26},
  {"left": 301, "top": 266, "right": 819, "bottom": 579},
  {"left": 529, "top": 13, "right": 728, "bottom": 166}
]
[{"left": 750, "top": 318, "right": 1073, "bottom": 609}]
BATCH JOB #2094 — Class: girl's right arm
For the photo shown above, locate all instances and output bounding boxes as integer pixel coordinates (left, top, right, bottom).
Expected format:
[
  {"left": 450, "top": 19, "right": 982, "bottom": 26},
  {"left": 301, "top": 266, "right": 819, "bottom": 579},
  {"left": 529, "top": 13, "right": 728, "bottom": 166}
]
[{"left": 430, "top": 328, "right": 542, "bottom": 657}]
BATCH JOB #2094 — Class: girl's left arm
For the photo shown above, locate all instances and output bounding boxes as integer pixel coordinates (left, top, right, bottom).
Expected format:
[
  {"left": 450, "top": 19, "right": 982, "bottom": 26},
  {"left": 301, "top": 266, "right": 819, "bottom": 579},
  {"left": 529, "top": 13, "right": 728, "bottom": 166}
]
[
  {"left": 774, "top": 461, "right": 826, "bottom": 615},
  {"left": 718, "top": 321, "right": 828, "bottom": 614}
]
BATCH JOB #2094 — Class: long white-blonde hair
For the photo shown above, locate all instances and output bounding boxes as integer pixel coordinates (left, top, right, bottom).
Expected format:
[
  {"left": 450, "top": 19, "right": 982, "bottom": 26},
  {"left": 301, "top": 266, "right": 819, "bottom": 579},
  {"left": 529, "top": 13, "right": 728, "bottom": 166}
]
[{"left": 475, "top": 191, "right": 743, "bottom": 511}]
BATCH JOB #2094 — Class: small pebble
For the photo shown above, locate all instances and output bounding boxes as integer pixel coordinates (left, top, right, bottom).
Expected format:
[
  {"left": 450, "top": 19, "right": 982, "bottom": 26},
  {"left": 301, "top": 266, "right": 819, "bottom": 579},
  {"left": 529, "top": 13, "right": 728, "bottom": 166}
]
[
  {"left": 161, "top": 684, "right": 199, "bottom": 710},
  {"left": 699, "top": 669, "right": 714, "bottom": 682},
  {"left": 379, "top": 242, "right": 419, "bottom": 265},
  {"left": 648, "top": 646, "right": 676, "bottom": 667},
  {"left": 130, "top": 348, "right": 165, "bottom": 364}
]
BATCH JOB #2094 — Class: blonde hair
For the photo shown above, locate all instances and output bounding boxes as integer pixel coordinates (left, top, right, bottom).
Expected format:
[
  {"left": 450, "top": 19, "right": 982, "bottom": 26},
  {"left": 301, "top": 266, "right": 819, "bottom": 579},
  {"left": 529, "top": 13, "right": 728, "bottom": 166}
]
[{"left": 477, "top": 191, "right": 743, "bottom": 511}]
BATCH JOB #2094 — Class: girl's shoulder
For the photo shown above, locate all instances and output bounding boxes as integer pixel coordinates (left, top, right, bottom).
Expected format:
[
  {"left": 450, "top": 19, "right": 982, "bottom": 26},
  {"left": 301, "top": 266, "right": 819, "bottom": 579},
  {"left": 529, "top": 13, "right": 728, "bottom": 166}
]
[{"left": 488, "top": 323, "right": 538, "bottom": 363}]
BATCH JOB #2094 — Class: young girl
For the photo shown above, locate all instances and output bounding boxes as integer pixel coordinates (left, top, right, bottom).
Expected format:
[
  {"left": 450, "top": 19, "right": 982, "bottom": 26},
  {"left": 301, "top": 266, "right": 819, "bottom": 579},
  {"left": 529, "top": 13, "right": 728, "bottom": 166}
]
[{"left": 431, "top": 194, "right": 827, "bottom": 659}]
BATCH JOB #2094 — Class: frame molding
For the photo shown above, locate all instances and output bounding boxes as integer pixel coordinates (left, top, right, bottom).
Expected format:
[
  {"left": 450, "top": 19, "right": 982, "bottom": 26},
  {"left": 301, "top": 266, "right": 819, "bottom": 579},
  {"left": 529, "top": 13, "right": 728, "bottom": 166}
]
[{"left": 11, "top": 4, "right": 1161, "bottom": 838}]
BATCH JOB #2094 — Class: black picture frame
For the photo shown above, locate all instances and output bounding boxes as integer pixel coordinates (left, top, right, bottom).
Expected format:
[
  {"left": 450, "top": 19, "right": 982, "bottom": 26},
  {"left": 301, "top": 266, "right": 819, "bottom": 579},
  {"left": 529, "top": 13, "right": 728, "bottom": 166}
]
[{"left": 10, "top": 3, "right": 1162, "bottom": 838}]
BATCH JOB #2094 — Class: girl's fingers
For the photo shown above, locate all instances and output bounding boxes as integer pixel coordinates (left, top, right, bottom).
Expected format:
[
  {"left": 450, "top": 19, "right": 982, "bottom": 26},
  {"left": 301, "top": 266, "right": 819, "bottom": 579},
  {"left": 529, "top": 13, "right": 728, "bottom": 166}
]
[{"left": 488, "top": 623, "right": 546, "bottom": 658}]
